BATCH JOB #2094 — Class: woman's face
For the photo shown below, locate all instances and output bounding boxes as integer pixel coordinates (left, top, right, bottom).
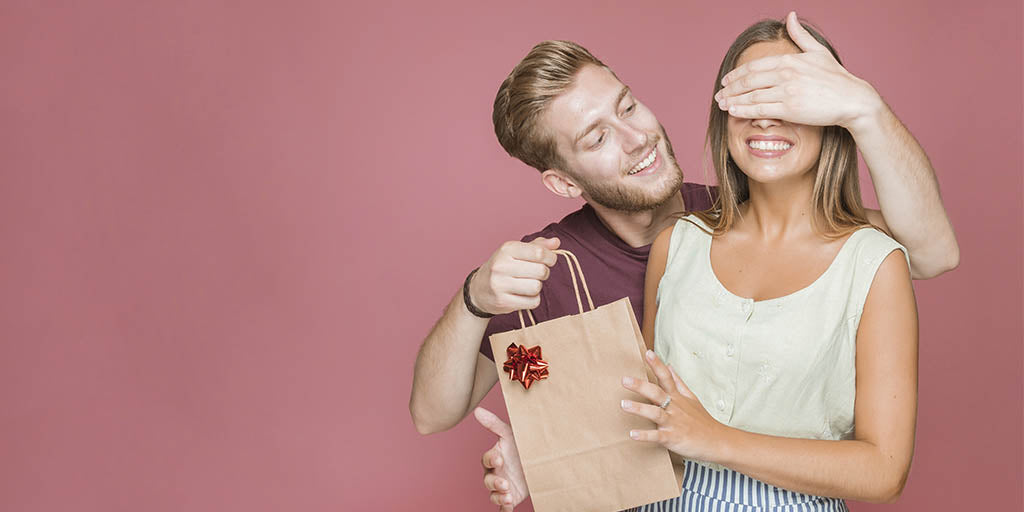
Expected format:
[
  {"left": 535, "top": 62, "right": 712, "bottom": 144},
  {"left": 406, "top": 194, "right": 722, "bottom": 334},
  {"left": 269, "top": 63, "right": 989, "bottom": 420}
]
[{"left": 726, "top": 40, "right": 823, "bottom": 185}]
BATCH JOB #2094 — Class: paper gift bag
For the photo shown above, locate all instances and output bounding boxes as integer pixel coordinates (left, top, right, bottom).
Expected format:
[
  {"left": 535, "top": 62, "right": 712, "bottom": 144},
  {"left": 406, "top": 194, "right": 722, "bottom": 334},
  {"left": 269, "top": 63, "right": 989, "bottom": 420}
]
[{"left": 489, "top": 250, "right": 683, "bottom": 512}]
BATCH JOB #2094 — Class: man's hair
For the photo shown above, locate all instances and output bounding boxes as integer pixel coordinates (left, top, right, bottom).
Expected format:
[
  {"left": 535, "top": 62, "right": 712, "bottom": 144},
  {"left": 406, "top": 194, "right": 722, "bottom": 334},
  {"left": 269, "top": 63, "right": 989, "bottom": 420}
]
[{"left": 492, "top": 40, "right": 608, "bottom": 173}]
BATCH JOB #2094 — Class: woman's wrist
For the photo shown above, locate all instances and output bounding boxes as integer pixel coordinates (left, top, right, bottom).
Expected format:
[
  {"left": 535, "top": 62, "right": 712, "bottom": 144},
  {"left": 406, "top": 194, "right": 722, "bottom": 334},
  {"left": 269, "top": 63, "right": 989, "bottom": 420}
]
[{"left": 706, "top": 422, "right": 740, "bottom": 467}]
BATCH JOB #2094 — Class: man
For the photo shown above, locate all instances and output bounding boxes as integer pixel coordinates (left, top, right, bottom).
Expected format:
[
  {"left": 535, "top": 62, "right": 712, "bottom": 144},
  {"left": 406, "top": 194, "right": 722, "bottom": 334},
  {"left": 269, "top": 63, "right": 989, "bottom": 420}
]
[{"left": 410, "top": 12, "right": 959, "bottom": 510}]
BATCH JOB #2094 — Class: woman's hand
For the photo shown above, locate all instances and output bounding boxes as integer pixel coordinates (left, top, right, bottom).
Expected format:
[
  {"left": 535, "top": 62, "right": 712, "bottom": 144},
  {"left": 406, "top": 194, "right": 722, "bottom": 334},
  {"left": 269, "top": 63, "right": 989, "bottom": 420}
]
[{"left": 620, "top": 350, "right": 729, "bottom": 463}]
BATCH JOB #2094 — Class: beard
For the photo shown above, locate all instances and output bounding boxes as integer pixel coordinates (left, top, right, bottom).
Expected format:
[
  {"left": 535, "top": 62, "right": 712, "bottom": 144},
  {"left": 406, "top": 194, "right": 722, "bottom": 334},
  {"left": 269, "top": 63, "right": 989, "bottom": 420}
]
[{"left": 571, "top": 125, "right": 684, "bottom": 213}]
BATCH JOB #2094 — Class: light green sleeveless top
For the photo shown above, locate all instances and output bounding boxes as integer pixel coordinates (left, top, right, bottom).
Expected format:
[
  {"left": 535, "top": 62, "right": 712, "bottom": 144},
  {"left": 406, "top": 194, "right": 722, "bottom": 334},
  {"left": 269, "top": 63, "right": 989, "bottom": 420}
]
[{"left": 654, "top": 215, "right": 908, "bottom": 468}]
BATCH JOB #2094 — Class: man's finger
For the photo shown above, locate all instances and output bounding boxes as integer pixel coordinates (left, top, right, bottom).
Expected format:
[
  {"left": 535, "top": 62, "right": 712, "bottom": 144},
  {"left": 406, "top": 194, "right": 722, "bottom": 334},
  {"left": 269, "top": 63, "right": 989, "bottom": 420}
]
[
  {"left": 530, "top": 236, "right": 561, "bottom": 251},
  {"left": 505, "top": 276, "right": 544, "bottom": 297},
  {"left": 717, "top": 71, "right": 782, "bottom": 101},
  {"left": 489, "top": 490, "right": 513, "bottom": 507},
  {"left": 727, "top": 102, "right": 787, "bottom": 120},
  {"left": 484, "top": 472, "right": 508, "bottom": 492},
  {"left": 720, "top": 86, "right": 786, "bottom": 109},
  {"left": 481, "top": 444, "right": 503, "bottom": 470},
  {"left": 473, "top": 407, "right": 514, "bottom": 439},
  {"left": 721, "top": 55, "right": 783, "bottom": 87},
  {"left": 786, "top": 11, "right": 827, "bottom": 54},
  {"left": 511, "top": 240, "right": 558, "bottom": 266}
]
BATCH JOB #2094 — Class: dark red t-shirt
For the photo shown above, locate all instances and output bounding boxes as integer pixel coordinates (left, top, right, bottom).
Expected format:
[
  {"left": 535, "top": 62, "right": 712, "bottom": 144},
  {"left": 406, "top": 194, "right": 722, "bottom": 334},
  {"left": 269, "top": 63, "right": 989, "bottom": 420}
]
[{"left": 480, "top": 183, "right": 717, "bottom": 361}]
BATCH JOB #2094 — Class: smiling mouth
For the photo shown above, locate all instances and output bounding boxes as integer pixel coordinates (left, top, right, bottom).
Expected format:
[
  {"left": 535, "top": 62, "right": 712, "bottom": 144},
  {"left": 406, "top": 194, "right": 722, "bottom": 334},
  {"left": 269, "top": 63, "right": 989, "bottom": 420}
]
[
  {"left": 627, "top": 147, "right": 658, "bottom": 176},
  {"left": 745, "top": 137, "right": 794, "bottom": 158}
]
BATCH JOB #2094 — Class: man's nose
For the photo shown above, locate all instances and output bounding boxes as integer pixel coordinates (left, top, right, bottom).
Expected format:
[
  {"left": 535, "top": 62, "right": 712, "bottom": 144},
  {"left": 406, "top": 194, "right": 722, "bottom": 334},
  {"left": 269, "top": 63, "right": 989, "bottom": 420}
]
[
  {"left": 751, "top": 117, "right": 782, "bottom": 130},
  {"left": 621, "top": 122, "right": 648, "bottom": 153}
]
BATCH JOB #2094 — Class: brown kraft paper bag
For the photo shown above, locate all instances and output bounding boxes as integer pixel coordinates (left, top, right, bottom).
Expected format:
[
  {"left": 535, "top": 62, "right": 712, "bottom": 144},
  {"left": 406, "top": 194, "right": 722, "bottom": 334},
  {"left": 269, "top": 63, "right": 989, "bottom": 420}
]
[{"left": 488, "top": 250, "right": 683, "bottom": 512}]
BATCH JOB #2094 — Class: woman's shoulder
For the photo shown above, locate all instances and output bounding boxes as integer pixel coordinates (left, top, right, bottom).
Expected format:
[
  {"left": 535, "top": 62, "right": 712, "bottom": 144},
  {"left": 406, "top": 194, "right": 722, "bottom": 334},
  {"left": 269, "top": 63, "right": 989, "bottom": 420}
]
[
  {"left": 653, "top": 214, "right": 713, "bottom": 270},
  {"left": 844, "top": 226, "right": 909, "bottom": 270}
]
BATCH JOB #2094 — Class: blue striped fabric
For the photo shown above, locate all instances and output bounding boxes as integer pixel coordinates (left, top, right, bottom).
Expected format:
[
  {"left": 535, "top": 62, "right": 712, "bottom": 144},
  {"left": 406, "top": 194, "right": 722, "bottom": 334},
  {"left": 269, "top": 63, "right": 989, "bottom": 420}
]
[{"left": 626, "top": 460, "right": 849, "bottom": 511}]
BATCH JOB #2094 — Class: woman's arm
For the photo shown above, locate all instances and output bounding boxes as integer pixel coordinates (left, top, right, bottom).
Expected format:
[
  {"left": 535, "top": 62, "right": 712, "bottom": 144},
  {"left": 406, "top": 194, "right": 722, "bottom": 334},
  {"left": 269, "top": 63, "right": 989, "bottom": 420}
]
[
  {"left": 640, "top": 225, "right": 674, "bottom": 352},
  {"left": 623, "top": 249, "right": 919, "bottom": 503}
]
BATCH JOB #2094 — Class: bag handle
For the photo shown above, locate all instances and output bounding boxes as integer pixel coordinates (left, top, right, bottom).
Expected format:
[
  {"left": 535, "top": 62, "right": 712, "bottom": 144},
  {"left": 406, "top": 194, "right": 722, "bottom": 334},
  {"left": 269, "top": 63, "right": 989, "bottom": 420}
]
[{"left": 517, "top": 249, "right": 595, "bottom": 329}]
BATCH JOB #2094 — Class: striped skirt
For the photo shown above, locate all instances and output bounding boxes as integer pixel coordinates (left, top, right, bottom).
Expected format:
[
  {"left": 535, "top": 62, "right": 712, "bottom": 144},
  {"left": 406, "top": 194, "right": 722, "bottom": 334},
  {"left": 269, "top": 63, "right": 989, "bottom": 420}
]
[{"left": 627, "top": 460, "right": 849, "bottom": 512}]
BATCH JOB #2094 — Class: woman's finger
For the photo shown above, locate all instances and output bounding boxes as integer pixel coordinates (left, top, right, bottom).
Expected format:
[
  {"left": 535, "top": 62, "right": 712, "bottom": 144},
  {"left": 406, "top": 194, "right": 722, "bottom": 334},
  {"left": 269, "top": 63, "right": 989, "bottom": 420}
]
[
  {"left": 622, "top": 375, "right": 669, "bottom": 404},
  {"left": 621, "top": 399, "right": 668, "bottom": 424},
  {"left": 628, "top": 428, "right": 662, "bottom": 443},
  {"left": 644, "top": 350, "right": 678, "bottom": 397}
]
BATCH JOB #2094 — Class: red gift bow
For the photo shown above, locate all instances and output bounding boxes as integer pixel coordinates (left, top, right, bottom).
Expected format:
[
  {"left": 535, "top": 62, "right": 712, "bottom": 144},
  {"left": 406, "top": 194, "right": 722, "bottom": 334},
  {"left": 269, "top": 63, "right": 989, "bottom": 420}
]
[{"left": 503, "top": 343, "right": 549, "bottom": 390}]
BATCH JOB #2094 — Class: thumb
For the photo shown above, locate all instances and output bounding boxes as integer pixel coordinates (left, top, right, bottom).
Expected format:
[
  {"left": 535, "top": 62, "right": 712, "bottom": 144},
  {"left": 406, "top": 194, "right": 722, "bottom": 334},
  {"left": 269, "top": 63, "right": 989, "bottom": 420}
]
[
  {"left": 473, "top": 407, "right": 514, "bottom": 439},
  {"left": 786, "top": 11, "right": 826, "bottom": 54},
  {"left": 530, "top": 236, "right": 561, "bottom": 250}
]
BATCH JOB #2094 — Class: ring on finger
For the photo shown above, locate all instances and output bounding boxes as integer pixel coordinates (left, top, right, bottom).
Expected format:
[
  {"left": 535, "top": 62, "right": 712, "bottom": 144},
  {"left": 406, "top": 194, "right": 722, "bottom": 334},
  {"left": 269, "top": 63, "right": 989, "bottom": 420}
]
[{"left": 659, "top": 395, "right": 672, "bottom": 409}]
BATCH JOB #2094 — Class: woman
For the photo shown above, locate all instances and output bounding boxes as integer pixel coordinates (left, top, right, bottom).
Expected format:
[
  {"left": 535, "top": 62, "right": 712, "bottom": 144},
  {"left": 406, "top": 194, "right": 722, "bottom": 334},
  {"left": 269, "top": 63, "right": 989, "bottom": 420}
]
[{"left": 619, "top": 15, "right": 918, "bottom": 511}]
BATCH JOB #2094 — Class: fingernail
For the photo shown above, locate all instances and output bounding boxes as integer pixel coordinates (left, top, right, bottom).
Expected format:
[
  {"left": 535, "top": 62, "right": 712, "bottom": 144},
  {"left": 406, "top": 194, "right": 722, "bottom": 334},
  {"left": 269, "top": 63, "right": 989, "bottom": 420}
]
[
  {"left": 505, "top": 496, "right": 513, "bottom": 504},
  {"left": 729, "top": 106, "right": 738, "bottom": 113},
  {"left": 622, "top": 376, "right": 634, "bottom": 386},
  {"left": 621, "top": 399, "right": 631, "bottom": 409},
  {"left": 498, "top": 480, "right": 507, "bottom": 490},
  {"left": 495, "top": 457, "right": 502, "bottom": 466},
  {"left": 646, "top": 350, "right": 655, "bottom": 361},
  {"left": 629, "top": 430, "right": 639, "bottom": 440}
]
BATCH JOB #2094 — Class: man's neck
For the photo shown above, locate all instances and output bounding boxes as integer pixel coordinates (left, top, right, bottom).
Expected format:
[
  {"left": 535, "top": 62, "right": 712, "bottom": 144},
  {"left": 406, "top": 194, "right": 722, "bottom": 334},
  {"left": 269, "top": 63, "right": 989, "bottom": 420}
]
[{"left": 589, "top": 192, "right": 685, "bottom": 248}]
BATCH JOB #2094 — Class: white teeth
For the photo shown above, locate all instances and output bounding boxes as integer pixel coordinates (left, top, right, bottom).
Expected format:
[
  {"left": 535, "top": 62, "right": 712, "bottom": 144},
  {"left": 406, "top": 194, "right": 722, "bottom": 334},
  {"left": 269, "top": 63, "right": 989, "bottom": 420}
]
[
  {"left": 629, "top": 150, "right": 656, "bottom": 175},
  {"left": 748, "top": 140, "right": 792, "bottom": 151}
]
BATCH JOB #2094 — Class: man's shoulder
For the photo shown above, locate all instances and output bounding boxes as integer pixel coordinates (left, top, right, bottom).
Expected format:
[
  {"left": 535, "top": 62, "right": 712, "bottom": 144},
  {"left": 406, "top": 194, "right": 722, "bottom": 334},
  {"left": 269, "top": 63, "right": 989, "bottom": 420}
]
[
  {"left": 681, "top": 182, "right": 718, "bottom": 212},
  {"left": 516, "top": 205, "right": 594, "bottom": 244}
]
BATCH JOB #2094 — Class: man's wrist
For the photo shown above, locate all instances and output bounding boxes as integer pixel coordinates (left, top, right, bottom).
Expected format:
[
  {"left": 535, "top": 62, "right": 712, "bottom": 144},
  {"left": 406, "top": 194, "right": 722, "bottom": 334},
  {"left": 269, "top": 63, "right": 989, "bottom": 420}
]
[{"left": 844, "top": 83, "right": 889, "bottom": 138}]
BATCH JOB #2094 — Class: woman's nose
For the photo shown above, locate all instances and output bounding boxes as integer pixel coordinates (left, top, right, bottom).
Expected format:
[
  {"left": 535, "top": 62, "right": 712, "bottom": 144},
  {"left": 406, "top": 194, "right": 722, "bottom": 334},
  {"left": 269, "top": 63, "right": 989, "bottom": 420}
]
[{"left": 751, "top": 117, "right": 782, "bottom": 129}]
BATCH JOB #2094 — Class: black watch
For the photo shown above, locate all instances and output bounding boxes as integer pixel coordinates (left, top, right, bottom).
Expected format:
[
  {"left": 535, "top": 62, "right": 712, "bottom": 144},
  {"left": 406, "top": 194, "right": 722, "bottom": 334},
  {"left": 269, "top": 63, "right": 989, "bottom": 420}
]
[{"left": 463, "top": 267, "right": 495, "bottom": 318}]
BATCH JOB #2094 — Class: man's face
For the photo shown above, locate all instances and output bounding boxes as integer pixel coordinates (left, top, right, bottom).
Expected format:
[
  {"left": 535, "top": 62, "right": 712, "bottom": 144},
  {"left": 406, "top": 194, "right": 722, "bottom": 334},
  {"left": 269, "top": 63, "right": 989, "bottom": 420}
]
[{"left": 539, "top": 64, "right": 683, "bottom": 212}]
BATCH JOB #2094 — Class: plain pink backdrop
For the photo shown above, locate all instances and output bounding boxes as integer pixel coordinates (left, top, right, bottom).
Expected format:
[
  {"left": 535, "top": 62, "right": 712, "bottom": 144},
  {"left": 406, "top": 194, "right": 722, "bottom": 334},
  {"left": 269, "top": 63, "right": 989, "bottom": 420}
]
[{"left": 1, "top": 1, "right": 1020, "bottom": 510}]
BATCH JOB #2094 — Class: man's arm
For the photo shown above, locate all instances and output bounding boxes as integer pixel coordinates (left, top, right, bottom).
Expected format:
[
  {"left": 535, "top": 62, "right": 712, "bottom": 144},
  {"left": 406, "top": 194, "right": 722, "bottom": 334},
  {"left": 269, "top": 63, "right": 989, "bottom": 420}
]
[
  {"left": 716, "top": 11, "right": 959, "bottom": 279},
  {"left": 409, "top": 237, "right": 560, "bottom": 435},
  {"left": 850, "top": 105, "right": 958, "bottom": 278}
]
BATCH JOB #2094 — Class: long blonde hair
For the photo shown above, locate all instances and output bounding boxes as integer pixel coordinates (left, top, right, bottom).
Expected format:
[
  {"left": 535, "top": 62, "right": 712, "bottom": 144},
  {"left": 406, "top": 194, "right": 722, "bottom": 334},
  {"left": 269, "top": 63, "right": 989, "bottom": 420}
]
[{"left": 693, "top": 18, "right": 870, "bottom": 238}]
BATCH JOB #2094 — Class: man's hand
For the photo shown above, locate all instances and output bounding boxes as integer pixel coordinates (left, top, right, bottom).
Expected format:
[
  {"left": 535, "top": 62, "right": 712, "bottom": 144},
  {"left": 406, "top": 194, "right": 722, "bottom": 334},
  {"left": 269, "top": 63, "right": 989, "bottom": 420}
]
[
  {"left": 469, "top": 237, "right": 560, "bottom": 316},
  {"left": 474, "top": 407, "right": 528, "bottom": 511},
  {"left": 715, "top": 11, "right": 884, "bottom": 132}
]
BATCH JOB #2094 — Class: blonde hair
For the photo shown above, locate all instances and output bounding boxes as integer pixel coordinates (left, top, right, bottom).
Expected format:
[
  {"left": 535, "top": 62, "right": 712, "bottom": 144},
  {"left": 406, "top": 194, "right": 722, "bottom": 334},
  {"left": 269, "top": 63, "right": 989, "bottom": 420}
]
[
  {"left": 694, "top": 18, "right": 870, "bottom": 238},
  {"left": 493, "top": 41, "right": 610, "bottom": 173}
]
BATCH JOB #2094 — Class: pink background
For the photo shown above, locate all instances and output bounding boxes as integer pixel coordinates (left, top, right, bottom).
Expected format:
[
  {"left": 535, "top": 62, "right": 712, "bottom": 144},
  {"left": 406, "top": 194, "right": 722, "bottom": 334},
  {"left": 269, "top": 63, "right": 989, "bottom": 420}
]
[{"left": 1, "top": 1, "right": 1020, "bottom": 510}]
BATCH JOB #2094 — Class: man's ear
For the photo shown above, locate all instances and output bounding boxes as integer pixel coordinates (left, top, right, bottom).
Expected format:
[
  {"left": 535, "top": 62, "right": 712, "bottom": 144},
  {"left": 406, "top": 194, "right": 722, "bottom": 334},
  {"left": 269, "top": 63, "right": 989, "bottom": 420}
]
[{"left": 541, "top": 169, "right": 584, "bottom": 199}]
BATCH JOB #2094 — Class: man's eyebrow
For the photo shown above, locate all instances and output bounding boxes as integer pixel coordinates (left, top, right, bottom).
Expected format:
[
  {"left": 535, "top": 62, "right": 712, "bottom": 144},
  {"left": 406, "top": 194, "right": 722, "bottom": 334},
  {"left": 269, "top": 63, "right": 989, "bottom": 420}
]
[{"left": 573, "top": 86, "right": 632, "bottom": 146}]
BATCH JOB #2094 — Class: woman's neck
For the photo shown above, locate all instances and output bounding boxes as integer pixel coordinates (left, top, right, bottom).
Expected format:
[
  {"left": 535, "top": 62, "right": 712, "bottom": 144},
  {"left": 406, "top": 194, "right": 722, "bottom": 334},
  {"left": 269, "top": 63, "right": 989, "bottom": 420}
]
[{"left": 739, "top": 172, "right": 821, "bottom": 242}]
